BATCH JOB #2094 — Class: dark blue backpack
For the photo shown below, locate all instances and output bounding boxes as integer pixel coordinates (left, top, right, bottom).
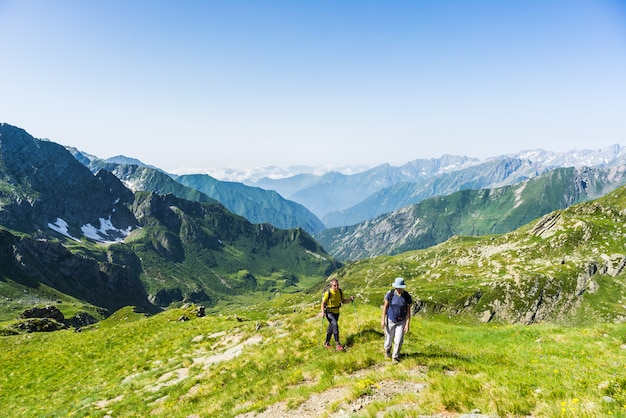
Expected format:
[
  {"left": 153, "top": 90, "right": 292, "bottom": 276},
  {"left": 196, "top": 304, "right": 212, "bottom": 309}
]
[{"left": 385, "top": 289, "right": 412, "bottom": 321}]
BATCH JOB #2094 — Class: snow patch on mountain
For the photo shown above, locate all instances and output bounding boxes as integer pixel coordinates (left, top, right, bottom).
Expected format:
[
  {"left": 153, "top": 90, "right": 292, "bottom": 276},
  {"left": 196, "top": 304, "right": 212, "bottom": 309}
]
[
  {"left": 81, "top": 215, "right": 133, "bottom": 243},
  {"left": 48, "top": 218, "right": 80, "bottom": 242},
  {"left": 513, "top": 181, "right": 528, "bottom": 209},
  {"left": 49, "top": 216, "right": 133, "bottom": 243},
  {"left": 120, "top": 178, "right": 141, "bottom": 192},
  {"left": 508, "top": 145, "right": 626, "bottom": 168}
]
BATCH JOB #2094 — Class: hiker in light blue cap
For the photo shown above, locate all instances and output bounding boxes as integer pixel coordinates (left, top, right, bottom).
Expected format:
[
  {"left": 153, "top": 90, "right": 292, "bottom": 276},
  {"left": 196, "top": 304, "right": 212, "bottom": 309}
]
[{"left": 381, "top": 277, "right": 413, "bottom": 362}]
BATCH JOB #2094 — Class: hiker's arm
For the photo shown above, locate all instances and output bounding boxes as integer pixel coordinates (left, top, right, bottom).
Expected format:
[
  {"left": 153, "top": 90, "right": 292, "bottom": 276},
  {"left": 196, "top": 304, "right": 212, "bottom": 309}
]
[
  {"left": 342, "top": 295, "right": 355, "bottom": 304},
  {"left": 381, "top": 299, "right": 389, "bottom": 328},
  {"left": 320, "top": 299, "right": 326, "bottom": 316},
  {"left": 404, "top": 304, "right": 411, "bottom": 332}
]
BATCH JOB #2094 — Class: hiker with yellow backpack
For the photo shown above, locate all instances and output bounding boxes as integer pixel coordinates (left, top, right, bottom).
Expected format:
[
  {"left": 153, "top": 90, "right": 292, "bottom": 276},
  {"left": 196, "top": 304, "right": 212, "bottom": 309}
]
[{"left": 321, "top": 278, "right": 354, "bottom": 351}]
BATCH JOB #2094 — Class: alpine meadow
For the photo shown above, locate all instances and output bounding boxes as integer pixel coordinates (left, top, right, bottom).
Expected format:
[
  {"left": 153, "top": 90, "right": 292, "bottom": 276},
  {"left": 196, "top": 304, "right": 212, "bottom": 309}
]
[{"left": 1, "top": 122, "right": 626, "bottom": 417}]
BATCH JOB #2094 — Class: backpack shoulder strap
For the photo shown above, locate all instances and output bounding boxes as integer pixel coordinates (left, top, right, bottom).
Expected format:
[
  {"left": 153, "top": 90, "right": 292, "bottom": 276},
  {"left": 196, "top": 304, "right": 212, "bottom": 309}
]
[{"left": 402, "top": 291, "right": 412, "bottom": 304}]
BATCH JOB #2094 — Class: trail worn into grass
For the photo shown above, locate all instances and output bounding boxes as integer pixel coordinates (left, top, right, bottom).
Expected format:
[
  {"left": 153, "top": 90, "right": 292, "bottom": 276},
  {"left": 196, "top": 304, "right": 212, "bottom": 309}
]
[
  {"left": 234, "top": 366, "right": 428, "bottom": 418},
  {"left": 193, "top": 333, "right": 264, "bottom": 367}
]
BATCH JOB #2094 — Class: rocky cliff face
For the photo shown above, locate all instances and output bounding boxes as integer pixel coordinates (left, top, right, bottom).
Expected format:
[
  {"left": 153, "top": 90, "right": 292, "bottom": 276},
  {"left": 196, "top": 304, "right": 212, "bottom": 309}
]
[
  {"left": 412, "top": 252, "right": 625, "bottom": 325},
  {"left": 0, "top": 229, "right": 152, "bottom": 313},
  {"left": 0, "top": 123, "right": 137, "bottom": 241}
]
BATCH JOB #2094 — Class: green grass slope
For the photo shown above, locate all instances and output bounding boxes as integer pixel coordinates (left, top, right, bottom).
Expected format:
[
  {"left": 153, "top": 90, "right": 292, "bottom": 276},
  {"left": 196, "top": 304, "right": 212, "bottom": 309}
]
[{"left": 1, "top": 302, "right": 624, "bottom": 417}]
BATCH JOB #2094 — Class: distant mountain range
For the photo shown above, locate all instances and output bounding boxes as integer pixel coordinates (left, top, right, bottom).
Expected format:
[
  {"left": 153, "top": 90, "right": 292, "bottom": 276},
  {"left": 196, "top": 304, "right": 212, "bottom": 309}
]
[
  {"left": 190, "top": 163, "right": 373, "bottom": 183},
  {"left": 315, "top": 165, "right": 626, "bottom": 260},
  {"left": 72, "top": 145, "right": 626, "bottom": 231},
  {"left": 68, "top": 131, "right": 626, "bottom": 263},
  {"left": 193, "top": 145, "right": 626, "bottom": 184},
  {"left": 244, "top": 146, "right": 626, "bottom": 222}
]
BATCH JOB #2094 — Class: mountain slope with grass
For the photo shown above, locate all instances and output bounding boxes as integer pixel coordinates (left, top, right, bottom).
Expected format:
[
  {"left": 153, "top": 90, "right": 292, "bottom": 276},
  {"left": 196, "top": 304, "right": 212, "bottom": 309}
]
[
  {"left": 316, "top": 165, "right": 626, "bottom": 261},
  {"left": 0, "top": 189, "right": 342, "bottom": 321},
  {"left": 174, "top": 173, "right": 325, "bottom": 235},
  {"left": 3, "top": 184, "right": 626, "bottom": 417},
  {"left": 331, "top": 184, "right": 626, "bottom": 325},
  {"left": 70, "top": 149, "right": 326, "bottom": 235},
  {"left": 123, "top": 191, "right": 341, "bottom": 308},
  {"left": 89, "top": 161, "right": 220, "bottom": 204}
]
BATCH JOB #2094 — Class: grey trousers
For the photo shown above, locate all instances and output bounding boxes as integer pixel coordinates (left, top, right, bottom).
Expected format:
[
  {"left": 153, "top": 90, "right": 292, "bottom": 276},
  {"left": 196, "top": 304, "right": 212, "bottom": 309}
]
[{"left": 384, "top": 318, "right": 407, "bottom": 359}]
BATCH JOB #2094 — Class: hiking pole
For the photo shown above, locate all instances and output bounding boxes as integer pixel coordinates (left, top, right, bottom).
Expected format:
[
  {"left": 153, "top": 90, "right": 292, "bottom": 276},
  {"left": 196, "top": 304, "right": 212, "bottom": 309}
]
[
  {"left": 352, "top": 300, "right": 361, "bottom": 337},
  {"left": 320, "top": 312, "right": 325, "bottom": 347}
]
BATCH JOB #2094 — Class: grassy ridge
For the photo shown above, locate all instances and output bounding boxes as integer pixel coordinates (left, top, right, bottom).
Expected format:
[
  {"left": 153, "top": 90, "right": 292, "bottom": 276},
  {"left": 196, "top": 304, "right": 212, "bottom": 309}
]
[
  {"left": 2, "top": 300, "right": 625, "bottom": 417},
  {"left": 329, "top": 185, "right": 626, "bottom": 325}
]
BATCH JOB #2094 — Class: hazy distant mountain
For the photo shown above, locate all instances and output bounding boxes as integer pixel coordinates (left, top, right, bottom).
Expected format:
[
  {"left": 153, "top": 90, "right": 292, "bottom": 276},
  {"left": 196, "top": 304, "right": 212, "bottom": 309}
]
[
  {"left": 315, "top": 165, "right": 626, "bottom": 260},
  {"left": 192, "top": 163, "right": 372, "bottom": 183},
  {"left": 242, "top": 146, "right": 626, "bottom": 227},
  {"left": 510, "top": 145, "right": 626, "bottom": 168},
  {"left": 247, "top": 155, "right": 480, "bottom": 219},
  {"left": 72, "top": 141, "right": 626, "bottom": 233},
  {"left": 322, "top": 157, "right": 548, "bottom": 227},
  {"left": 85, "top": 161, "right": 221, "bottom": 205},
  {"left": 174, "top": 174, "right": 325, "bottom": 234},
  {"left": 69, "top": 151, "right": 325, "bottom": 235},
  {"left": 66, "top": 150, "right": 214, "bottom": 203},
  {"left": 66, "top": 149, "right": 164, "bottom": 174}
]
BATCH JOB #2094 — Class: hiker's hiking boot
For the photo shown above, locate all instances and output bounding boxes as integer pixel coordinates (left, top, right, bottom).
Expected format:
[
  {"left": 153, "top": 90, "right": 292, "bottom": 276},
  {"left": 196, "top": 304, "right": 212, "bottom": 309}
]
[
  {"left": 324, "top": 342, "right": 332, "bottom": 349},
  {"left": 385, "top": 350, "right": 391, "bottom": 359},
  {"left": 336, "top": 344, "right": 344, "bottom": 351}
]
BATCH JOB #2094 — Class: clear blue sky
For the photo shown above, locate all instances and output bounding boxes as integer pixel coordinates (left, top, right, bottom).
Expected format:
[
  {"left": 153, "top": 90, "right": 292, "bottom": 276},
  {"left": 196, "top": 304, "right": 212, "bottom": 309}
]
[{"left": 1, "top": 0, "right": 625, "bottom": 173}]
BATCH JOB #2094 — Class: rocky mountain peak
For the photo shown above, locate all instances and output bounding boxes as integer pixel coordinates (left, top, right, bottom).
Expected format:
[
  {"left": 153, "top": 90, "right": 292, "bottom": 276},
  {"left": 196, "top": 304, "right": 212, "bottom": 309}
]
[{"left": 0, "top": 123, "right": 137, "bottom": 241}]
